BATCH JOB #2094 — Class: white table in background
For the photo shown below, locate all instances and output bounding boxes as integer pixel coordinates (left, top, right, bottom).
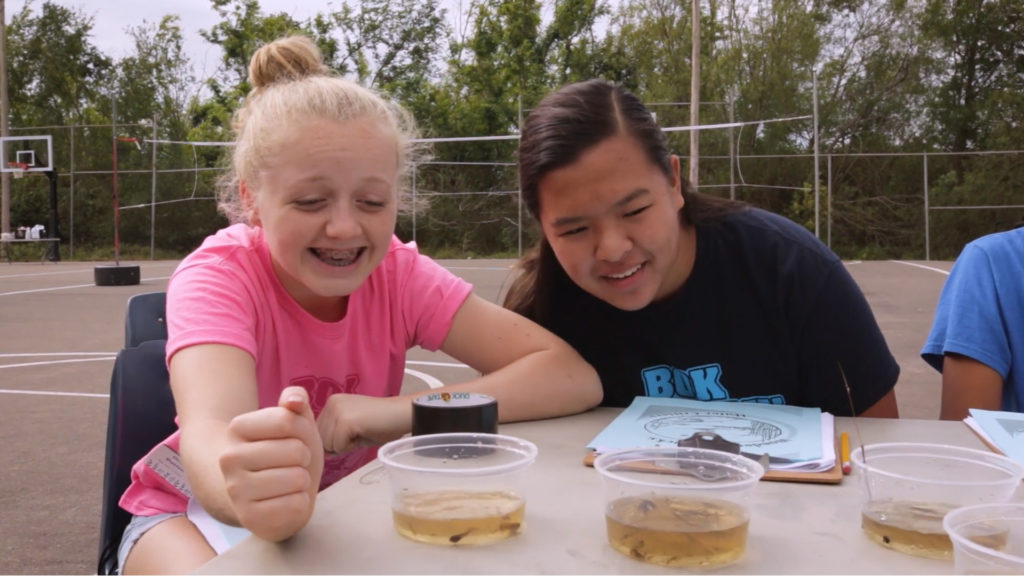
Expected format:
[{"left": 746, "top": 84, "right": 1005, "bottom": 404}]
[{"left": 0, "top": 237, "right": 60, "bottom": 263}]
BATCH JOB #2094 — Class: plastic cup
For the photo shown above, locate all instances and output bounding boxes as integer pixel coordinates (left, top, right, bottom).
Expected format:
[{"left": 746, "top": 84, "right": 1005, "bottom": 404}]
[
  {"left": 850, "top": 442, "right": 1024, "bottom": 560},
  {"left": 377, "top": 432, "right": 537, "bottom": 546},
  {"left": 593, "top": 447, "right": 765, "bottom": 568},
  {"left": 944, "top": 502, "right": 1024, "bottom": 575}
]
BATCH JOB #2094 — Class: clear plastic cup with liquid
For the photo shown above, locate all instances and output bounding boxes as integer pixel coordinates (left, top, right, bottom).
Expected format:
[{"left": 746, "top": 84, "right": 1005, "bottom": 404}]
[
  {"left": 944, "top": 502, "right": 1024, "bottom": 575},
  {"left": 594, "top": 446, "right": 765, "bottom": 568},
  {"left": 850, "top": 442, "right": 1024, "bottom": 560},
  {"left": 378, "top": 432, "right": 537, "bottom": 546}
]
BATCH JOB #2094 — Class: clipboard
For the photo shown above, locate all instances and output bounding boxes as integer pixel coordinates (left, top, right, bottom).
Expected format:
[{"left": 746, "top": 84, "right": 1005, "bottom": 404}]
[
  {"left": 583, "top": 397, "right": 844, "bottom": 484},
  {"left": 582, "top": 435, "right": 844, "bottom": 484}
]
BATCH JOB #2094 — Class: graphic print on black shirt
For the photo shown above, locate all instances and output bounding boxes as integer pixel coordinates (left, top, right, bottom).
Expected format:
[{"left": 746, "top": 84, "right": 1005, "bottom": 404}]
[{"left": 640, "top": 362, "right": 785, "bottom": 405}]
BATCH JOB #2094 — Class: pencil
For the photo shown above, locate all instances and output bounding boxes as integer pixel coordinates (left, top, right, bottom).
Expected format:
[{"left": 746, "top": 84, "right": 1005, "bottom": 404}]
[{"left": 840, "top": 432, "right": 851, "bottom": 475}]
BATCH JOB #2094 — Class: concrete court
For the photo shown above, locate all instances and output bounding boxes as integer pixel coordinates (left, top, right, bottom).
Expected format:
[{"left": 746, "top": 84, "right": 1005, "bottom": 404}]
[{"left": 0, "top": 257, "right": 952, "bottom": 574}]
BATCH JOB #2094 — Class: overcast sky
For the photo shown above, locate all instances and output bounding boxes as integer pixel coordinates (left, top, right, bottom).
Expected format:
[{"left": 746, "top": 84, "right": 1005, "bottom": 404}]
[
  {"left": 5, "top": 1, "right": 338, "bottom": 79},
  {"left": 4, "top": 0, "right": 581, "bottom": 82}
]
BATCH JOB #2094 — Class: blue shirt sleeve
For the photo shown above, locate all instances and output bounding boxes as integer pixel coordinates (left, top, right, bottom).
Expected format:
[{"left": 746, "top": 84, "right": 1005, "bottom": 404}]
[{"left": 921, "top": 242, "right": 1011, "bottom": 378}]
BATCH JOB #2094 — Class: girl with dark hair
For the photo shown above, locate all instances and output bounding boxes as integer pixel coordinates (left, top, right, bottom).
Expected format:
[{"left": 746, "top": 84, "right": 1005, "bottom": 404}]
[{"left": 505, "top": 78, "right": 899, "bottom": 416}]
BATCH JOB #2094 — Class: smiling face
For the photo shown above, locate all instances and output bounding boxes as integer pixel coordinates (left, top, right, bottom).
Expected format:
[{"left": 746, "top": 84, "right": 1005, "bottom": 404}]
[
  {"left": 537, "top": 134, "right": 696, "bottom": 311},
  {"left": 247, "top": 117, "right": 399, "bottom": 320}
]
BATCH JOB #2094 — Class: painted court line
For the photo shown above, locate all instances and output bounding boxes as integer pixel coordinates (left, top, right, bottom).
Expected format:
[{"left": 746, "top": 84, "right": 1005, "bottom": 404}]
[
  {"left": 0, "top": 357, "right": 465, "bottom": 398},
  {"left": 891, "top": 260, "right": 950, "bottom": 276},
  {"left": 0, "top": 357, "right": 115, "bottom": 369},
  {"left": 0, "top": 282, "right": 98, "bottom": 296},
  {"left": 0, "top": 365, "right": 445, "bottom": 399},
  {"left": 0, "top": 268, "right": 97, "bottom": 279},
  {"left": 0, "top": 353, "right": 467, "bottom": 368},
  {"left": 0, "top": 275, "right": 171, "bottom": 296},
  {"left": 0, "top": 388, "right": 108, "bottom": 398},
  {"left": 407, "top": 360, "right": 469, "bottom": 368},
  {"left": 0, "top": 352, "right": 115, "bottom": 357},
  {"left": 403, "top": 368, "right": 444, "bottom": 389}
]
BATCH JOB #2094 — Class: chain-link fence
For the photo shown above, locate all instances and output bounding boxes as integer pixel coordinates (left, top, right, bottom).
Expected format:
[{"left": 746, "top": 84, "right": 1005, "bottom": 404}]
[{"left": 6, "top": 123, "right": 1023, "bottom": 262}]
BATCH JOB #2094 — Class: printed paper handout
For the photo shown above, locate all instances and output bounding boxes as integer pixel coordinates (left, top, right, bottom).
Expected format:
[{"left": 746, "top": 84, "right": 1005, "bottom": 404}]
[
  {"left": 587, "top": 396, "right": 835, "bottom": 472},
  {"left": 965, "top": 408, "right": 1024, "bottom": 466}
]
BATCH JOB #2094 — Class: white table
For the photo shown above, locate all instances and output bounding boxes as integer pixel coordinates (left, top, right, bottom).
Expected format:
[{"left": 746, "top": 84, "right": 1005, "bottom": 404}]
[
  {"left": 0, "top": 237, "right": 60, "bottom": 263},
  {"left": 197, "top": 410, "right": 995, "bottom": 574}
]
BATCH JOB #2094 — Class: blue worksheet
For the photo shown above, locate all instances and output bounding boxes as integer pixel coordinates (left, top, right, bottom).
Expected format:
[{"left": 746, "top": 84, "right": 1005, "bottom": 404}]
[{"left": 588, "top": 396, "right": 825, "bottom": 464}]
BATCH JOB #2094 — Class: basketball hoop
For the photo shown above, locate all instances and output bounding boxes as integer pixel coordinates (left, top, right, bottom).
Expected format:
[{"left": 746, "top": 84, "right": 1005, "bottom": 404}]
[{"left": 7, "top": 162, "right": 28, "bottom": 179}]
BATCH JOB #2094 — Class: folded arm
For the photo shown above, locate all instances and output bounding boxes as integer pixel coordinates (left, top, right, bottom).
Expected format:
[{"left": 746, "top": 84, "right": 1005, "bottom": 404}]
[{"left": 317, "top": 294, "right": 602, "bottom": 452}]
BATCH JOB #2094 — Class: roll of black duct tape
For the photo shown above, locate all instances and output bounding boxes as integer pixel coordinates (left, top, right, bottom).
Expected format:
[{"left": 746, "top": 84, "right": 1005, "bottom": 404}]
[{"left": 411, "top": 391, "right": 498, "bottom": 436}]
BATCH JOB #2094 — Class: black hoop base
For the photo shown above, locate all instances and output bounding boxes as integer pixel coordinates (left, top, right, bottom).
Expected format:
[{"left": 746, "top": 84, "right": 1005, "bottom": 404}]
[{"left": 94, "top": 265, "right": 141, "bottom": 286}]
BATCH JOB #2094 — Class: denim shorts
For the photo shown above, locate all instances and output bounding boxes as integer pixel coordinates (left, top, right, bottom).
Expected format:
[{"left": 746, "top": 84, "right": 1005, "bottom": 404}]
[{"left": 116, "top": 512, "right": 182, "bottom": 573}]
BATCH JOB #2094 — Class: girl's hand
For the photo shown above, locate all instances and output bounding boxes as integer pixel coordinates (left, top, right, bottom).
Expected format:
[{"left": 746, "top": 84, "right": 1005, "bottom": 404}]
[
  {"left": 316, "top": 394, "right": 411, "bottom": 453},
  {"left": 219, "top": 386, "right": 325, "bottom": 541}
]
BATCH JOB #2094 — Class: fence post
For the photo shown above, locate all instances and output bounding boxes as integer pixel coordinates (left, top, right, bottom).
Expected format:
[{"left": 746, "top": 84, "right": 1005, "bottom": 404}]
[
  {"left": 150, "top": 114, "right": 157, "bottom": 260},
  {"left": 70, "top": 125, "right": 75, "bottom": 259},
  {"left": 812, "top": 69, "right": 820, "bottom": 239},
  {"left": 518, "top": 186, "right": 523, "bottom": 258},
  {"left": 923, "top": 154, "right": 930, "bottom": 261},
  {"left": 411, "top": 167, "right": 417, "bottom": 244},
  {"left": 826, "top": 154, "right": 832, "bottom": 249}
]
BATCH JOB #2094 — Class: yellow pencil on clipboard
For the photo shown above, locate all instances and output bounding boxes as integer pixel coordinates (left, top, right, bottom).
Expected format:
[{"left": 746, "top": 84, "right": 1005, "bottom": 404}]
[{"left": 840, "top": 432, "right": 851, "bottom": 475}]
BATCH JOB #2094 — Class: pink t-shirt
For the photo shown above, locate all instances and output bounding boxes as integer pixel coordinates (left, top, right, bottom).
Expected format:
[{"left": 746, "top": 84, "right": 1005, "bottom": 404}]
[{"left": 120, "top": 224, "right": 472, "bottom": 516}]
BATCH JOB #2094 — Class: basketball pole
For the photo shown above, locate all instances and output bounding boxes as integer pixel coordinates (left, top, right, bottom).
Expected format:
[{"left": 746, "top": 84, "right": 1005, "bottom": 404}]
[
  {"left": 45, "top": 169, "right": 59, "bottom": 261},
  {"left": 94, "top": 85, "right": 140, "bottom": 286},
  {"left": 1, "top": 0, "right": 10, "bottom": 236},
  {"left": 112, "top": 93, "right": 120, "bottom": 266}
]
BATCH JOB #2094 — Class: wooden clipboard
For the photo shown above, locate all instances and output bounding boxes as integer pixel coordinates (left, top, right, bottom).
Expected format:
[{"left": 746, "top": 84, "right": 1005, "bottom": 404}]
[{"left": 582, "top": 437, "right": 844, "bottom": 485}]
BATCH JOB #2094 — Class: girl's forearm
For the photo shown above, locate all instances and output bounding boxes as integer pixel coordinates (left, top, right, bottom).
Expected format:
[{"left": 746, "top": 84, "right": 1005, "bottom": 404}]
[
  {"left": 418, "top": 347, "right": 602, "bottom": 423},
  {"left": 179, "top": 421, "right": 241, "bottom": 527}
]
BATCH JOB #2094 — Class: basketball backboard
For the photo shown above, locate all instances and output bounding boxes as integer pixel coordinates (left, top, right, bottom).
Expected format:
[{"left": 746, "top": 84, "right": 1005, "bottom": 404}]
[{"left": 1, "top": 135, "right": 53, "bottom": 173}]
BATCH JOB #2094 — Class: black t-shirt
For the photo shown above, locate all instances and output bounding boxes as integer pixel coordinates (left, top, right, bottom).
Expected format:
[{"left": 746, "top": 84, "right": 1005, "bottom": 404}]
[{"left": 542, "top": 208, "right": 899, "bottom": 415}]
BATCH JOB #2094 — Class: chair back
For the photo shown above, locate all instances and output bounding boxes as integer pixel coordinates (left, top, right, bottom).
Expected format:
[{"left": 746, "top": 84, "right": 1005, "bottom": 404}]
[
  {"left": 96, "top": 339, "right": 177, "bottom": 575},
  {"left": 124, "top": 292, "right": 167, "bottom": 348}
]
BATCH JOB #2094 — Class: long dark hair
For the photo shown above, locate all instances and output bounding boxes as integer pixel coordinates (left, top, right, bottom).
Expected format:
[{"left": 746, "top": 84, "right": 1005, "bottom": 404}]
[{"left": 504, "top": 79, "right": 745, "bottom": 321}]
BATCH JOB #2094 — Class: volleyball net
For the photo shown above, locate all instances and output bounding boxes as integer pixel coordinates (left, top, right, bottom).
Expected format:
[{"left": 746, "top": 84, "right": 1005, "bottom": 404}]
[{"left": 25, "top": 112, "right": 1020, "bottom": 261}]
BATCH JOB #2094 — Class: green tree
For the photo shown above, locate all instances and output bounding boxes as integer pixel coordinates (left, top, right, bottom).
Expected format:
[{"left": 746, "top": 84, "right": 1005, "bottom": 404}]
[
  {"left": 114, "top": 16, "right": 224, "bottom": 255},
  {"left": 200, "top": 0, "right": 308, "bottom": 95},
  {"left": 540, "top": 0, "right": 612, "bottom": 84},
  {"left": 414, "top": 0, "right": 547, "bottom": 255},
  {"left": 330, "top": 0, "right": 447, "bottom": 99},
  {"left": 5, "top": 0, "right": 112, "bottom": 253},
  {"left": 814, "top": 0, "right": 932, "bottom": 258},
  {"left": 5, "top": 0, "right": 112, "bottom": 127},
  {"left": 918, "top": 0, "right": 1024, "bottom": 255}
]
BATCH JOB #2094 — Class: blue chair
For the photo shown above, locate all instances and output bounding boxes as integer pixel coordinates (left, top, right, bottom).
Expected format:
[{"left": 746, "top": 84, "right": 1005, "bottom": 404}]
[
  {"left": 124, "top": 292, "right": 167, "bottom": 348},
  {"left": 96, "top": 339, "right": 177, "bottom": 575}
]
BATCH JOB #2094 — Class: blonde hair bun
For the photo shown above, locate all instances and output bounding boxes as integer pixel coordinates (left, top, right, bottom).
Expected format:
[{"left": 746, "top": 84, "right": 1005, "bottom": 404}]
[{"left": 248, "top": 35, "right": 329, "bottom": 90}]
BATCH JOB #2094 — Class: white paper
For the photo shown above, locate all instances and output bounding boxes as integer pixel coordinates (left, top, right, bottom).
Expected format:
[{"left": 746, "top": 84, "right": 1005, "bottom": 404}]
[
  {"left": 588, "top": 397, "right": 836, "bottom": 472},
  {"left": 186, "top": 498, "right": 252, "bottom": 555},
  {"left": 966, "top": 410, "right": 1024, "bottom": 466}
]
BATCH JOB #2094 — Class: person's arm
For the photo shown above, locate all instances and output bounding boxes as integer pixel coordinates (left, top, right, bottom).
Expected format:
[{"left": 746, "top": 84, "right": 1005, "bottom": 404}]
[
  {"left": 939, "top": 353, "right": 1003, "bottom": 420},
  {"left": 859, "top": 388, "right": 899, "bottom": 418},
  {"left": 922, "top": 239, "right": 1012, "bottom": 420},
  {"left": 435, "top": 293, "right": 603, "bottom": 421},
  {"left": 796, "top": 259, "right": 901, "bottom": 418},
  {"left": 317, "top": 294, "right": 602, "bottom": 451},
  {"left": 171, "top": 344, "right": 324, "bottom": 542}
]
